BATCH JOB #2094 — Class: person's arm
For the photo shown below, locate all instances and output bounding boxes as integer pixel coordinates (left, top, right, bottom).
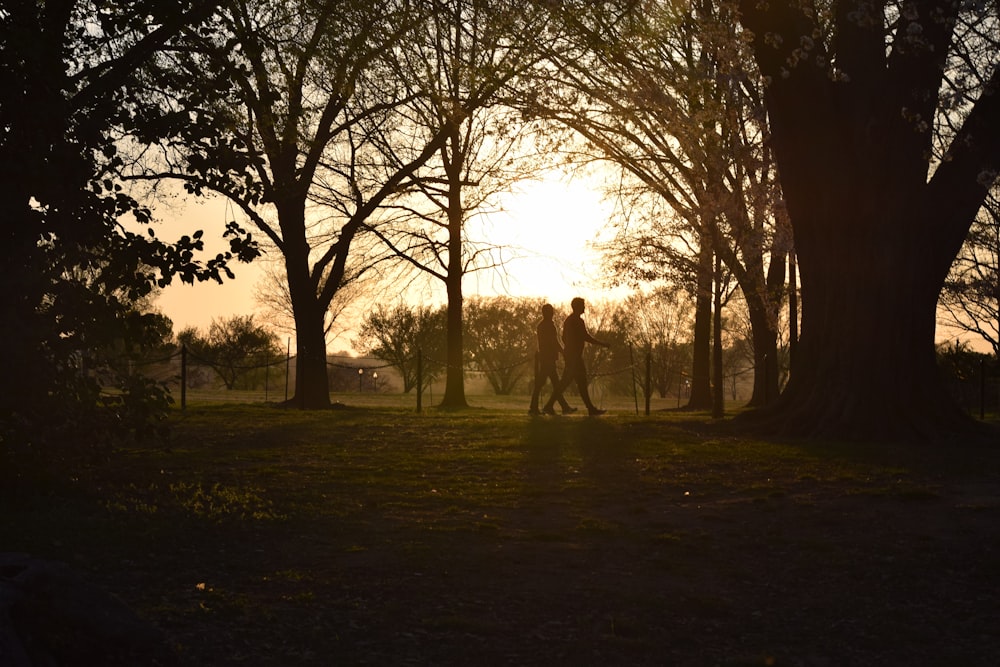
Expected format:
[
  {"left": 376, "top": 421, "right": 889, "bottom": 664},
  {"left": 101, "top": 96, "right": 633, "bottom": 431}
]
[{"left": 582, "top": 323, "right": 610, "bottom": 348}]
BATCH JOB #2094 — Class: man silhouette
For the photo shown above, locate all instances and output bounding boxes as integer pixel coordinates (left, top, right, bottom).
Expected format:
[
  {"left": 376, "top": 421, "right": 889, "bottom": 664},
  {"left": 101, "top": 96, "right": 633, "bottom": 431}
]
[
  {"left": 544, "top": 297, "right": 610, "bottom": 416},
  {"left": 529, "top": 303, "right": 576, "bottom": 415}
]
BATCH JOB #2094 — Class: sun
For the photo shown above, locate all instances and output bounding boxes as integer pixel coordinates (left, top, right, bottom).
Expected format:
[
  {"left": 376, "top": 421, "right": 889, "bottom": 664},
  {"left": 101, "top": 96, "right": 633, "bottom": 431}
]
[{"left": 467, "top": 170, "right": 617, "bottom": 305}]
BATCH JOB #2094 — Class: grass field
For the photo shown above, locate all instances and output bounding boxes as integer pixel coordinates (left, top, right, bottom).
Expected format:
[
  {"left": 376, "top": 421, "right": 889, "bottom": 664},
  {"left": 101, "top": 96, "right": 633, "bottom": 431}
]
[{"left": 4, "top": 400, "right": 1000, "bottom": 665}]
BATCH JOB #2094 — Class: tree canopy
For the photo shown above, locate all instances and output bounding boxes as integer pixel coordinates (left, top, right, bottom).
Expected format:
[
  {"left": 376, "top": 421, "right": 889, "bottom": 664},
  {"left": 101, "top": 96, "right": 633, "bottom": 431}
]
[{"left": 1, "top": 0, "right": 258, "bottom": 454}]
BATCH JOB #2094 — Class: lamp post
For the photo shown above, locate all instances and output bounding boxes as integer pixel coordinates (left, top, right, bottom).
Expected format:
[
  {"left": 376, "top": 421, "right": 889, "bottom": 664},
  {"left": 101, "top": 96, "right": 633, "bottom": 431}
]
[
  {"left": 372, "top": 371, "right": 378, "bottom": 393},
  {"left": 358, "top": 367, "right": 363, "bottom": 393}
]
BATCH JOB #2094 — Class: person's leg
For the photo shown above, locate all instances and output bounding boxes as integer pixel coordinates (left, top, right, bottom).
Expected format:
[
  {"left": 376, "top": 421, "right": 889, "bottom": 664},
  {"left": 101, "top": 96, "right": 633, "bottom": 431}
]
[
  {"left": 546, "top": 367, "right": 574, "bottom": 412},
  {"left": 529, "top": 373, "right": 543, "bottom": 413},
  {"left": 529, "top": 353, "right": 542, "bottom": 412},
  {"left": 575, "top": 363, "right": 604, "bottom": 415},
  {"left": 543, "top": 361, "right": 574, "bottom": 413}
]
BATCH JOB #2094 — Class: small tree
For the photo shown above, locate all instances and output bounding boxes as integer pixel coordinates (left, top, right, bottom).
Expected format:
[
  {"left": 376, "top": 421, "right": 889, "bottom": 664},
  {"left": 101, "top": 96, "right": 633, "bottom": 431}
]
[
  {"left": 937, "top": 341, "right": 999, "bottom": 415},
  {"left": 370, "top": 0, "right": 556, "bottom": 408},
  {"left": 179, "top": 316, "right": 281, "bottom": 390},
  {"left": 615, "top": 287, "right": 696, "bottom": 399},
  {"left": 465, "top": 296, "right": 540, "bottom": 395},
  {"left": 355, "top": 304, "right": 447, "bottom": 393}
]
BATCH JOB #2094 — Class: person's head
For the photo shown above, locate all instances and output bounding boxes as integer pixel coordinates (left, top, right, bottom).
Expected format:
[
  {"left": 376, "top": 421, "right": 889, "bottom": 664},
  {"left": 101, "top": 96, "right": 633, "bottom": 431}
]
[
  {"left": 570, "top": 297, "right": 585, "bottom": 314},
  {"left": 541, "top": 303, "right": 554, "bottom": 319}
]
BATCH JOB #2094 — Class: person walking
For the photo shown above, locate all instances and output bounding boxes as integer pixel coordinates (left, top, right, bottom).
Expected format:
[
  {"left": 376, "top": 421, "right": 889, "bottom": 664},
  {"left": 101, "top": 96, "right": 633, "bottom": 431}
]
[
  {"left": 544, "top": 297, "right": 610, "bottom": 416},
  {"left": 529, "top": 303, "right": 576, "bottom": 415}
]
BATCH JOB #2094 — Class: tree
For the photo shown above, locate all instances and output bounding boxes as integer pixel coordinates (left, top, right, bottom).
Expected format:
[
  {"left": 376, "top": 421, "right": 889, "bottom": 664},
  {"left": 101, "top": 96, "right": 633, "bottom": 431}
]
[
  {"left": 939, "top": 188, "right": 1000, "bottom": 357},
  {"left": 1, "top": 0, "right": 257, "bottom": 453},
  {"left": 369, "top": 0, "right": 555, "bottom": 408},
  {"left": 179, "top": 315, "right": 282, "bottom": 389},
  {"left": 736, "top": 0, "right": 1000, "bottom": 440},
  {"left": 936, "top": 341, "right": 999, "bottom": 413},
  {"left": 135, "top": 0, "right": 450, "bottom": 409},
  {"left": 355, "top": 303, "right": 447, "bottom": 393},
  {"left": 528, "top": 0, "right": 790, "bottom": 410},
  {"left": 465, "top": 296, "right": 539, "bottom": 395},
  {"left": 616, "top": 287, "right": 696, "bottom": 399},
  {"left": 253, "top": 253, "right": 366, "bottom": 351}
]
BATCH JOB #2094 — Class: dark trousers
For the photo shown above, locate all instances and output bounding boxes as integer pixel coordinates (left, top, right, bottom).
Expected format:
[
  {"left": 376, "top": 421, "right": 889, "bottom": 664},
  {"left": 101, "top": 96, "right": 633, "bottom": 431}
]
[
  {"left": 530, "top": 353, "right": 571, "bottom": 411},
  {"left": 545, "top": 355, "right": 596, "bottom": 412}
]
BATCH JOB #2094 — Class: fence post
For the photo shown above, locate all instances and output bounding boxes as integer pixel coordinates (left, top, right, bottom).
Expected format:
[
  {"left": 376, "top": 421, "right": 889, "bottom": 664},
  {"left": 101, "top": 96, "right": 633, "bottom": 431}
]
[
  {"left": 180, "top": 344, "right": 187, "bottom": 411},
  {"left": 630, "top": 345, "right": 639, "bottom": 415},
  {"left": 645, "top": 352, "right": 652, "bottom": 416},
  {"left": 416, "top": 348, "right": 423, "bottom": 414},
  {"left": 981, "top": 358, "right": 986, "bottom": 420},
  {"left": 284, "top": 338, "right": 290, "bottom": 405}
]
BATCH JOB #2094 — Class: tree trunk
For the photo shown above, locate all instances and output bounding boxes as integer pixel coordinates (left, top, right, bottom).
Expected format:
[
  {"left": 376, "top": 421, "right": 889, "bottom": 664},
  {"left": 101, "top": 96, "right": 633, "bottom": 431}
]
[
  {"left": 439, "top": 134, "right": 468, "bottom": 409},
  {"left": 712, "top": 253, "right": 725, "bottom": 418},
  {"left": 687, "top": 235, "right": 714, "bottom": 409},
  {"left": 291, "top": 302, "right": 331, "bottom": 409},
  {"left": 735, "top": 0, "right": 1000, "bottom": 441},
  {"left": 440, "top": 270, "right": 468, "bottom": 408},
  {"left": 745, "top": 294, "right": 780, "bottom": 407},
  {"left": 755, "top": 233, "right": 974, "bottom": 440},
  {"left": 740, "top": 129, "right": 981, "bottom": 438},
  {"left": 283, "top": 209, "right": 331, "bottom": 410}
]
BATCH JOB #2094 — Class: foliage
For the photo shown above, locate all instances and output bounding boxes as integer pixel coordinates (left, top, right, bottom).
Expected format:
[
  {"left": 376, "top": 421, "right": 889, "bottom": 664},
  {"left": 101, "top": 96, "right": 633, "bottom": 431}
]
[
  {"left": 612, "top": 288, "right": 696, "bottom": 398},
  {"left": 527, "top": 0, "right": 789, "bottom": 407},
  {"left": 936, "top": 341, "right": 1000, "bottom": 413},
  {"left": 355, "top": 303, "right": 448, "bottom": 393},
  {"left": 0, "top": 0, "right": 258, "bottom": 463},
  {"left": 178, "top": 315, "right": 283, "bottom": 390},
  {"left": 465, "top": 296, "right": 542, "bottom": 395}
]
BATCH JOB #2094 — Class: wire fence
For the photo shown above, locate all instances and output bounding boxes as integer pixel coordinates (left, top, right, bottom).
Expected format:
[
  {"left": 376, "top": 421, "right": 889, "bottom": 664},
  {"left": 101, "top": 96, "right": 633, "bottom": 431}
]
[
  {"left": 110, "top": 345, "right": 734, "bottom": 415},
  {"left": 108, "top": 345, "right": 1000, "bottom": 419}
]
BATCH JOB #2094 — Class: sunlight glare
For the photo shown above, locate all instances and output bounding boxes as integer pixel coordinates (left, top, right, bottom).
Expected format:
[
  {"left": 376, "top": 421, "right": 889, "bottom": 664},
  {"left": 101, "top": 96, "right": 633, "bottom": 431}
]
[{"left": 469, "top": 172, "right": 616, "bottom": 305}]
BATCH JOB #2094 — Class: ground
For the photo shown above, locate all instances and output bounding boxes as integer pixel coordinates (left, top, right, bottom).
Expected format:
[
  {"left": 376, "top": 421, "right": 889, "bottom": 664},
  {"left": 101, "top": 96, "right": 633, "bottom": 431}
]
[{"left": 3, "top": 400, "right": 999, "bottom": 666}]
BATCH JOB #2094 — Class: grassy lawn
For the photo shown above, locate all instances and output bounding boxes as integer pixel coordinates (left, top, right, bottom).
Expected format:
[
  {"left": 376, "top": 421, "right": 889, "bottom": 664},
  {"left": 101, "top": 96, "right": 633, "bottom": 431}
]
[{"left": 4, "top": 399, "right": 1000, "bottom": 665}]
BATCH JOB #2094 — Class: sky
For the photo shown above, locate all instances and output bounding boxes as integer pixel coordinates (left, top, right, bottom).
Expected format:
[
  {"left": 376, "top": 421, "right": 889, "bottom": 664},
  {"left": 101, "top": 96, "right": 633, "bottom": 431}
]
[
  {"left": 153, "top": 171, "right": 621, "bottom": 348},
  {"left": 152, "top": 175, "right": 994, "bottom": 355}
]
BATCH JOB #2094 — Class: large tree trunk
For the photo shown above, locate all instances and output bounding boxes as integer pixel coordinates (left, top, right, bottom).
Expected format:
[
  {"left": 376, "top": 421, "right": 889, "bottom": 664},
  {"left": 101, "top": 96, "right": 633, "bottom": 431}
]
[
  {"left": 743, "top": 184, "right": 984, "bottom": 440},
  {"left": 760, "top": 223, "right": 972, "bottom": 440},
  {"left": 739, "top": 146, "right": 986, "bottom": 439},
  {"left": 736, "top": 0, "right": 1000, "bottom": 441},
  {"left": 290, "top": 301, "right": 331, "bottom": 410},
  {"left": 283, "top": 208, "right": 331, "bottom": 410}
]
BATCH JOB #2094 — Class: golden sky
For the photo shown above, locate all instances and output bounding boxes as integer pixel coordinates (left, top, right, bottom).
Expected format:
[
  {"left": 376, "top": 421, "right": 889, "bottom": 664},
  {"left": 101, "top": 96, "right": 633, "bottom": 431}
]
[{"left": 154, "top": 171, "right": 619, "bottom": 340}]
